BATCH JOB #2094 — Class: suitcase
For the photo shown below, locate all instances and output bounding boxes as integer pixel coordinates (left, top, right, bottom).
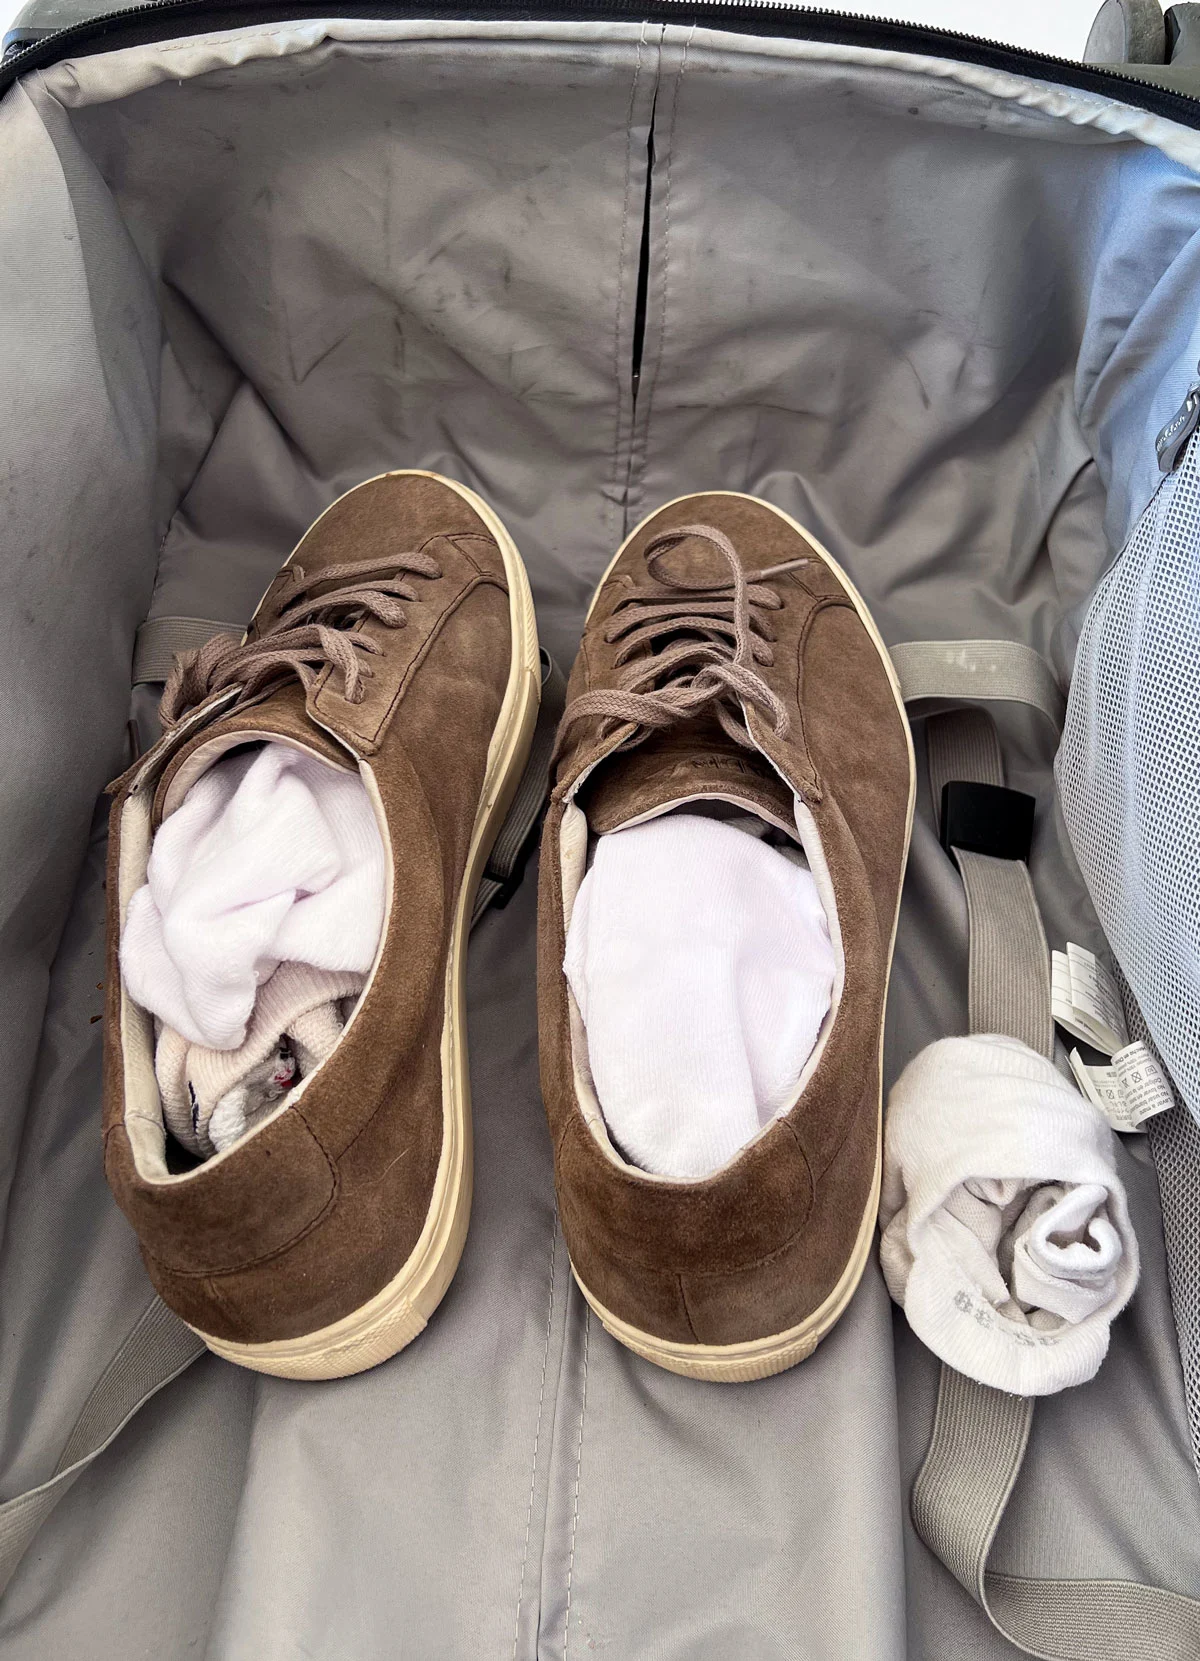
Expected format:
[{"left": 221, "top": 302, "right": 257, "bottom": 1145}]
[{"left": 1, "top": 3, "right": 1200, "bottom": 1655}]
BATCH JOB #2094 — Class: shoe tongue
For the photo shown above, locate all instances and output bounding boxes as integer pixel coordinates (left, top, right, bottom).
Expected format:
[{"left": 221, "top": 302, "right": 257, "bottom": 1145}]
[
  {"left": 152, "top": 680, "right": 354, "bottom": 826},
  {"left": 578, "top": 716, "right": 796, "bottom": 835}
]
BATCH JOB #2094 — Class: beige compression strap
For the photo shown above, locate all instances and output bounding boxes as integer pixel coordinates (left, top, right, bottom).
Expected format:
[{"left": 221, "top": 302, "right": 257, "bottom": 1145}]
[
  {"left": 926, "top": 709, "right": 1053, "bottom": 1055},
  {"left": 913, "top": 697, "right": 1200, "bottom": 1660},
  {"left": 892, "top": 637, "right": 1066, "bottom": 731},
  {"left": 132, "top": 616, "right": 241, "bottom": 685},
  {"left": 0, "top": 1299, "right": 204, "bottom": 1597}
]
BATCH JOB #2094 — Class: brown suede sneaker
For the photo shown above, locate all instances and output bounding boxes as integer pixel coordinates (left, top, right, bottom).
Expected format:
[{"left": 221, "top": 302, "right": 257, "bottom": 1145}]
[
  {"left": 538, "top": 493, "right": 915, "bottom": 1381},
  {"left": 104, "top": 472, "right": 540, "bottom": 1378}
]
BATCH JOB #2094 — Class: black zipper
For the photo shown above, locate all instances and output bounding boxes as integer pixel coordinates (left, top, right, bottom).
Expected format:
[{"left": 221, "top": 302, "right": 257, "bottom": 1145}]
[{"left": 4, "top": 0, "right": 1200, "bottom": 118}]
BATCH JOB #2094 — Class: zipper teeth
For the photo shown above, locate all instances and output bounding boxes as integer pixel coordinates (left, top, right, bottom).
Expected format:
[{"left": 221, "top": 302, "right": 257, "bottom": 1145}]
[
  {"left": 648, "top": 2, "right": 1187, "bottom": 97},
  {"left": 1, "top": 0, "right": 1196, "bottom": 106},
  {"left": 651, "top": 0, "right": 1033, "bottom": 45}
]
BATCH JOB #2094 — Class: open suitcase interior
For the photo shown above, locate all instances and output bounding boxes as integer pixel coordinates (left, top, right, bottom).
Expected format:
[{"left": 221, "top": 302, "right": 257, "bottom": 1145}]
[{"left": 3, "top": 6, "right": 1200, "bottom": 1655}]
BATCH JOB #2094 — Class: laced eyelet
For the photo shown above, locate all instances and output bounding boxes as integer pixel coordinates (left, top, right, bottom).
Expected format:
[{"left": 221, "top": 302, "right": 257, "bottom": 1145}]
[
  {"left": 552, "top": 522, "right": 808, "bottom": 762},
  {"left": 161, "top": 550, "right": 449, "bottom": 724}
]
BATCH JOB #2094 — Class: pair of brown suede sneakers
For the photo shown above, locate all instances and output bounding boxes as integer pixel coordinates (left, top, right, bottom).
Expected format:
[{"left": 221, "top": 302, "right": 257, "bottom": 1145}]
[{"left": 104, "top": 472, "right": 915, "bottom": 1383}]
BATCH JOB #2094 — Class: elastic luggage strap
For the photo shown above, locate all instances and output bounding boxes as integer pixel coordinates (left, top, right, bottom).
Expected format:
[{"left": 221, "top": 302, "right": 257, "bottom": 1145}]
[
  {"left": 132, "top": 615, "right": 241, "bottom": 684},
  {"left": 0, "top": 643, "right": 564, "bottom": 1601},
  {"left": 891, "top": 636, "right": 1067, "bottom": 731},
  {"left": 911, "top": 689, "right": 1200, "bottom": 1659},
  {"left": 0, "top": 1300, "right": 203, "bottom": 1597}
]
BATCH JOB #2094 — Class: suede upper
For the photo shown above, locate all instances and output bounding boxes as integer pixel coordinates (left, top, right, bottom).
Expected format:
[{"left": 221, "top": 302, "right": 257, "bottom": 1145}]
[
  {"left": 538, "top": 493, "right": 915, "bottom": 1349},
  {"left": 104, "top": 473, "right": 513, "bottom": 1343}
]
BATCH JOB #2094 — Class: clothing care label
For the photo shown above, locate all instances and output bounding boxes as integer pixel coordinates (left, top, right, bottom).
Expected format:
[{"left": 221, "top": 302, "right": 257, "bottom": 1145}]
[
  {"left": 1054, "top": 943, "right": 1173, "bottom": 1131},
  {"left": 1068, "top": 1043, "right": 1174, "bottom": 1133},
  {"left": 1051, "top": 944, "right": 1129, "bottom": 1055}
]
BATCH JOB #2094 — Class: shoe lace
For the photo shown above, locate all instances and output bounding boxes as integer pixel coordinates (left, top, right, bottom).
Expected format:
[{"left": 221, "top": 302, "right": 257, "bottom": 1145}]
[
  {"left": 557, "top": 523, "right": 808, "bottom": 755},
  {"left": 160, "top": 552, "right": 442, "bottom": 727}
]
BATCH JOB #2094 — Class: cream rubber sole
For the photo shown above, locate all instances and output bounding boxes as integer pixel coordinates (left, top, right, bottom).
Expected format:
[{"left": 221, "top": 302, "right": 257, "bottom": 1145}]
[
  {"left": 571, "top": 492, "right": 917, "bottom": 1382},
  {"left": 197, "top": 471, "right": 542, "bottom": 1380}
]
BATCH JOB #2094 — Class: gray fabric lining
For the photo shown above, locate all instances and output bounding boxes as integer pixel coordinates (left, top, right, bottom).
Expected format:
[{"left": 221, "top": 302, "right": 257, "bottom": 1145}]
[
  {"left": 45, "top": 30, "right": 660, "bottom": 671},
  {"left": 1, "top": 20, "right": 1200, "bottom": 1657}
]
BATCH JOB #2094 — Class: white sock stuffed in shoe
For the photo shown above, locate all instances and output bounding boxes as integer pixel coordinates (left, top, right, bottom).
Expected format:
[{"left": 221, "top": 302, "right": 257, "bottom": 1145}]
[
  {"left": 156, "top": 962, "right": 365, "bottom": 1158},
  {"left": 122, "top": 742, "right": 384, "bottom": 1051},
  {"left": 879, "top": 1034, "right": 1139, "bottom": 1395},
  {"left": 564, "top": 811, "right": 836, "bottom": 1180}
]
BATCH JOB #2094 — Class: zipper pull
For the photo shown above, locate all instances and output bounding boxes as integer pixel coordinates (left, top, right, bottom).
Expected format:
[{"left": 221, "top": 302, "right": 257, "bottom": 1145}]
[{"left": 1156, "top": 363, "right": 1200, "bottom": 472}]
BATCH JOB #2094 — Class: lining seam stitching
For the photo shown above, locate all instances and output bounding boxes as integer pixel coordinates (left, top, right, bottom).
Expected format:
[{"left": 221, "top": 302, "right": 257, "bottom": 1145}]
[
  {"left": 632, "top": 25, "right": 692, "bottom": 520},
  {"left": 608, "top": 26, "right": 646, "bottom": 545},
  {"left": 511, "top": 1211, "right": 558, "bottom": 1661},
  {"left": 562, "top": 1306, "right": 591, "bottom": 1661}
]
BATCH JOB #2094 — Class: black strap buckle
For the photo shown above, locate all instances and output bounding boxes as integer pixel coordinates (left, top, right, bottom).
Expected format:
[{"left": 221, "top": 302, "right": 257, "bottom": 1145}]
[{"left": 940, "top": 780, "right": 1035, "bottom": 863}]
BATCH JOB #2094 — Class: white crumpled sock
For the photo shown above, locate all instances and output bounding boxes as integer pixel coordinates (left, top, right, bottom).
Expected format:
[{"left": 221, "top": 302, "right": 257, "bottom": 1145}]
[
  {"left": 122, "top": 742, "right": 385, "bottom": 1050},
  {"left": 879, "top": 1034, "right": 1139, "bottom": 1396},
  {"left": 156, "top": 962, "right": 365, "bottom": 1157},
  {"left": 1005, "top": 1181, "right": 1125, "bottom": 1324},
  {"left": 564, "top": 812, "right": 836, "bottom": 1180}
]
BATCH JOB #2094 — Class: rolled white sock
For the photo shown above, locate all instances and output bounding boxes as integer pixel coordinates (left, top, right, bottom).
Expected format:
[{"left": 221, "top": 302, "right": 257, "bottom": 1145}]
[
  {"left": 122, "top": 742, "right": 385, "bottom": 1049},
  {"left": 564, "top": 812, "right": 835, "bottom": 1180},
  {"left": 156, "top": 961, "right": 365, "bottom": 1157},
  {"left": 879, "top": 1034, "right": 1139, "bottom": 1396}
]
